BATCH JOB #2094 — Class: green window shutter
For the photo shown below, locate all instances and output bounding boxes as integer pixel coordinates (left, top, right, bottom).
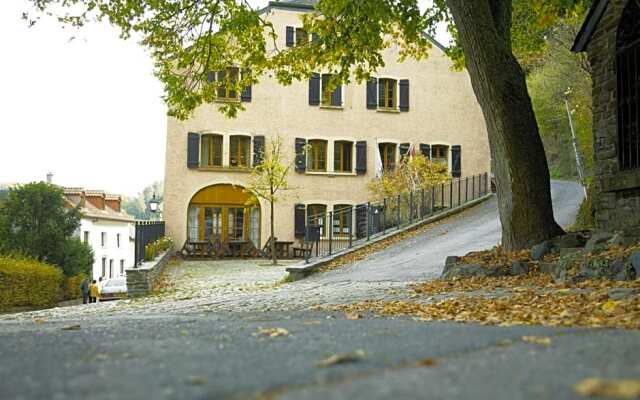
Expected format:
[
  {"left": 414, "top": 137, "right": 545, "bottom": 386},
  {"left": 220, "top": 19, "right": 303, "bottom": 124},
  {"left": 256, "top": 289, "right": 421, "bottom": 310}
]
[
  {"left": 187, "top": 132, "right": 200, "bottom": 169},
  {"left": 252, "top": 135, "right": 265, "bottom": 166},
  {"left": 355, "top": 141, "right": 367, "bottom": 174},
  {"left": 309, "top": 73, "right": 320, "bottom": 106},
  {"left": 241, "top": 69, "right": 252, "bottom": 102},
  {"left": 216, "top": 70, "right": 226, "bottom": 98},
  {"left": 286, "top": 26, "right": 295, "bottom": 47},
  {"left": 206, "top": 71, "right": 215, "bottom": 83},
  {"left": 366, "top": 78, "right": 377, "bottom": 109},
  {"left": 419, "top": 144, "right": 431, "bottom": 159},
  {"left": 451, "top": 145, "right": 461, "bottom": 177},
  {"left": 295, "top": 138, "right": 307, "bottom": 172},
  {"left": 331, "top": 84, "right": 342, "bottom": 106},
  {"left": 399, "top": 79, "right": 409, "bottom": 111},
  {"left": 294, "top": 204, "right": 306, "bottom": 237}
]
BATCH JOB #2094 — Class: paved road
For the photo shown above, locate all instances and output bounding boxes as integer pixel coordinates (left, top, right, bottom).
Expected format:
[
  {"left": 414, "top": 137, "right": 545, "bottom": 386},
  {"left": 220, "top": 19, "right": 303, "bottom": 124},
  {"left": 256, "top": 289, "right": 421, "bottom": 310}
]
[
  {"left": 5, "top": 179, "right": 631, "bottom": 400},
  {"left": 311, "top": 180, "right": 585, "bottom": 283}
]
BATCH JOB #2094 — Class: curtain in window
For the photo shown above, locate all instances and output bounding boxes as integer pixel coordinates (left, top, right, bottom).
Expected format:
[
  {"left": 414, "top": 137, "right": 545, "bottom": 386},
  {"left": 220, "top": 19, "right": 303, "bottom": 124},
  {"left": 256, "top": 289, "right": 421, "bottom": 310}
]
[{"left": 188, "top": 206, "right": 199, "bottom": 242}]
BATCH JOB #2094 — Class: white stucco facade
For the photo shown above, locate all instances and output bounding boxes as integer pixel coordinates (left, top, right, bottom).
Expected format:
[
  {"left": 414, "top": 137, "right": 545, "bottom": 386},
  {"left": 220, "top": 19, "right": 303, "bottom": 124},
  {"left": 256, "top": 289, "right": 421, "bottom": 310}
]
[{"left": 79, "top": 218, "right": 135, "bottom": 280}]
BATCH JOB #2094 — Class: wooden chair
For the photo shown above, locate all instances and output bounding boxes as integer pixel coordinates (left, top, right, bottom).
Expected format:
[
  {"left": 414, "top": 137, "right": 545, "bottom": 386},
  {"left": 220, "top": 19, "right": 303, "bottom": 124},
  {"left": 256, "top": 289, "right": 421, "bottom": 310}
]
[
  {"left": 292, "top": 240, "right": 314, "bottom": 258},
  {"left": 261, "top": 236, "right": 277, "bottom": 258}
]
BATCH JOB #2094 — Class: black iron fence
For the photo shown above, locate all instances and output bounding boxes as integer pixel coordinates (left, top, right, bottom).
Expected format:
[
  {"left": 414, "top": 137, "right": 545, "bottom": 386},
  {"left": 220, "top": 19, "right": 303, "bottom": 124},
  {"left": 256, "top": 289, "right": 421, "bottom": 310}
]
[
  {"left": 304, "top": 172, "right": 490, "bottom": 263},
  {"left": 134, "top": 220, "right": 165, "bottom": 266}
]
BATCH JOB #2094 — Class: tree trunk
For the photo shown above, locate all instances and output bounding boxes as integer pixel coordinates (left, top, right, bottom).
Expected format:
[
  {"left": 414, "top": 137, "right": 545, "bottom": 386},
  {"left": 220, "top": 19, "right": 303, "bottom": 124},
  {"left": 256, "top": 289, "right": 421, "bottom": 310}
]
[
  {"left": 446, "top": 0, "right": 564, "bottom": 250},
  {"left": 270, "top": 196, "right": 277, "bottom": 266}
]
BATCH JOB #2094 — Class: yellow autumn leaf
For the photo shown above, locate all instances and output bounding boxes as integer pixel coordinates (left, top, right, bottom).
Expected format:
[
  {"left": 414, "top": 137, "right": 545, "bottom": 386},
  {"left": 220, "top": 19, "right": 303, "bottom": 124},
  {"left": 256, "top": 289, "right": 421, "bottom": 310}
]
[
  {"left": 573, "top": 378, "right": 640, "bottom": 399},
  {"left": 522, "top": 336, "right": 552, "bottom": 346}
]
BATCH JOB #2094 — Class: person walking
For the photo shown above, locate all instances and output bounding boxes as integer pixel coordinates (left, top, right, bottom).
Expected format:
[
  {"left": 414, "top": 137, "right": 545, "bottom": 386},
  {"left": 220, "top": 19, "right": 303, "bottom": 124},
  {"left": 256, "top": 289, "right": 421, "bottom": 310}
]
[
  {"left": 89, "top": 280, "right": 100, "bottom": 303},
  {"left": 80, "top": 278, "right": 90, "bottom": 305}
]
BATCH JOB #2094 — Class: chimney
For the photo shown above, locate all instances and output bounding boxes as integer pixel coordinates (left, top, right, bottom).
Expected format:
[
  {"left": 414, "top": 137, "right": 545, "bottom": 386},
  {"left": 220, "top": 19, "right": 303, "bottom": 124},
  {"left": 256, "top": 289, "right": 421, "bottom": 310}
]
[{"left": 46, "top": 172, "right": 53, "bottom": 184}]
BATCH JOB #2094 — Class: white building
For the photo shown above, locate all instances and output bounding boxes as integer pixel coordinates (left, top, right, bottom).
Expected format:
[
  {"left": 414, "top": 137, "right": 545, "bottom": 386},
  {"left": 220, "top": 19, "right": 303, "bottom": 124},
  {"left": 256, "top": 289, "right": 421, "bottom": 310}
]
[{"left": 64, "top": 189, "right": 135, "bottom": 280}]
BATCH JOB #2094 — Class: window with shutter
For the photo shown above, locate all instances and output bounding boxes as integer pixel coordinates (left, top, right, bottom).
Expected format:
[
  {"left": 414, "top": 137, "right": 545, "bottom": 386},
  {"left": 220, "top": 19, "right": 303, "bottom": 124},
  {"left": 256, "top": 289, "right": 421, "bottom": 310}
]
[
  {"left": 378, "top": 143, "right": 397, "bottom": 171},
  {"left": 451, "top": 145, "right": 461, "bottom": 177},
  {"left": 216, "top": 67, "right": 240, "bottom": 101},
  {"left": 366, "top": 78, "right": 377, "bottom": 109},
  {"left": 332, "top": 204, "right": 352, "bottom": 237},
  {"left": 309, "top": 73, "right": 320, "bottom": 106},
  {"left": 241, "top": 69, "right": 252, "bottom": 102},
  {"left": 432, "top": 145, "right": 449, "bottom": 167},
  {"left": 295, "top": 138, "right": 307, "bottom": 172},
  {"left": 378, "top": 78, "right": 397, "bottom": 110},
  {"left": 419, "top": 144, "right": 431, "bottom": 159},
  {"left": 320, "top": 74, "right": 342, "bottom": 107},
  {"left": 294, "top": 204, "right": 306, "bottom": 237},
  {"left": 307, "top": 140, "right": 328, "bottom": 172},
  {"left": 200, "top": 134, "right": 223, "bottom": 167},
  {"left": 334, "top": 141, "right": 353, "bottom": 172},
  {"left": 187, "top": 132, "right": 200, "bottom": 169},
  {"left": 399, "top": 79, "right": 409, "bottom": 112},
  {"left": 399, "top": 143, "right": 410, "bottom": 160},
  {"left": 229, "top": 136, "right": 250, "bottom": 168},
  {"left": 295, "top": 28, "right": 308, "bottom": 46},
  {"left": 307, "top": 204, "right": 327, "bottom": 237},
  {"left": 286, "top": 26, "right": 295, "bottom": 47},
  {"left": 253, "top": 135, "right": 265, "bottom": 166},
  {"left": 355, "top": 141, "right": 367, "bottom": 174}
]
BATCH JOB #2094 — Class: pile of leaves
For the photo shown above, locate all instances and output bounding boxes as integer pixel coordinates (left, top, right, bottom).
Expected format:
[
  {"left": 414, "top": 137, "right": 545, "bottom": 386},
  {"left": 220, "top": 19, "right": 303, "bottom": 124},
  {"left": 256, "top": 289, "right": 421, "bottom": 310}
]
[
  {"left": 333, "top": 277, "right": 640, "bottom": 329},
  {"left": 458, "top": 246, "right": 532, "bottom": 268}
]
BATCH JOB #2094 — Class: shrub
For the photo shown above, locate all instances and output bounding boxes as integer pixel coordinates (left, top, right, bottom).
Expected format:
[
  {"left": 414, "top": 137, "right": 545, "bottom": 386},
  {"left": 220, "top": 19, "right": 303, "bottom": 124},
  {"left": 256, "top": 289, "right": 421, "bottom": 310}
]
[
  {"left": 56, "top": 239, "right": 94, "bottom": 277},
  {"left": 64, "top": 273, "right": 89, "bottom": 300},
  {"left": 144, "top": 237, "right": 173, "bottom": 261},
  {"left": 0, "top": 255, "right": 64, "bottom": 310}
]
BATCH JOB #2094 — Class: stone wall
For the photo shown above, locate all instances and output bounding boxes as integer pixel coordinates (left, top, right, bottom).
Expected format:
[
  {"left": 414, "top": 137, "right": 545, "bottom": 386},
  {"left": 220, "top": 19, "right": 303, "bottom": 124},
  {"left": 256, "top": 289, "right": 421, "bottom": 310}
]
[
  {"left": 588, "top": 0, "right": 640, "bottom": 237},
  {"left": 125, "top": 250, "right": 172, "bottom": 297}
]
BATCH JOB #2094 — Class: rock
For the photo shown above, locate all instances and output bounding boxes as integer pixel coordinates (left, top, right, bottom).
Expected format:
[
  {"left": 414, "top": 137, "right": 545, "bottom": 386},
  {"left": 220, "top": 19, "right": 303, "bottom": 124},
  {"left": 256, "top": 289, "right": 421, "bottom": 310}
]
[
  {"left": 608, "top": 288, "right": 640, "bottom": 301},
  {"left": 608, "top": 232, "right": 625, "bottom": 246},
  {"left": 539, "top": 262, "right": 556, "bottom": 274},
  {"left": 585, "top": 232, "right": 614, "bottom": 252},
  {"left": 510, "top": 261, "right": 529, "bottom": 276},
  {"left": 578, "top": 257, "right": 635, "bottom": 282},
  {"left": 629, "top": 250, "right": 640, "bottom": 277},
  {"left": 531, "top": 241, "right": 551, "bottom": 261},
  {"left": 551, "top": 232, "right": 586, "bottom": 249},
  {"left": 441, "top": 264, "right": 501, "bottom": 280},
  {"left": 445, "top": 256, "right": 460, "bottom": 267},
  {"left": 559, "top": 247, "right": 584, "bottom": 257}
]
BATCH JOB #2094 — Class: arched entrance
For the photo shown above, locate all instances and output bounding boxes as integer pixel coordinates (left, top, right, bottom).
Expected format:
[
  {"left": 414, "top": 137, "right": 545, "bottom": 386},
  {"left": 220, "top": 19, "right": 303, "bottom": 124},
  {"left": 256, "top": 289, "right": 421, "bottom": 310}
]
[{"left": 187, "top": 184, "right": 261, "bottom": 247}]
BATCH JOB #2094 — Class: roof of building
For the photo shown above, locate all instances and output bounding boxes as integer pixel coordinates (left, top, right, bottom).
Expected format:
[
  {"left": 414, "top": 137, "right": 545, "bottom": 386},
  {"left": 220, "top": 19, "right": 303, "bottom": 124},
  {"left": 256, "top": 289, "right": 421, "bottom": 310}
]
[
  {"left": 260, "top": 0, "right": 448, "bottom": 51},
  {"left": 63, "top": 188, "right": 134, "bottom": 223},
  {"left": 571, "top": 0, "right": 609, "bottom": 52}
]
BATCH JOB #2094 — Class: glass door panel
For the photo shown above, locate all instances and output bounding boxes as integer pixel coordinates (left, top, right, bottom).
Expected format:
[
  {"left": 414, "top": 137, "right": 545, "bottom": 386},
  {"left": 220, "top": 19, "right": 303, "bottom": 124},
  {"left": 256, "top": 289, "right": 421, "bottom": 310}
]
[
  {"left": 204, "top": 207, "right": 222, "bottom": 240},
  {"left": 227, "top": 207, "right": 245, "bottom": 240}
]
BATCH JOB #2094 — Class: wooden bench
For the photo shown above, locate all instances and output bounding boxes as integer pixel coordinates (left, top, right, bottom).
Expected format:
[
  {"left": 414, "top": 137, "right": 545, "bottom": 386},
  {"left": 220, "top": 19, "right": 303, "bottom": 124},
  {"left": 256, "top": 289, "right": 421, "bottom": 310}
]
[{"left": 292, "top": 241, "right": 314, "bottom": 258}]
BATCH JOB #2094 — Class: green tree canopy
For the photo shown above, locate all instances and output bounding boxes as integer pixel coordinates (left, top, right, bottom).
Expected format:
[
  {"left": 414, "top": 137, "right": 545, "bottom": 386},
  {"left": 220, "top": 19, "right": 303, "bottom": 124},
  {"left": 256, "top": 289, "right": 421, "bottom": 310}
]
[{"left": 0, "top": 182, "right": 93, "bottom": 276}]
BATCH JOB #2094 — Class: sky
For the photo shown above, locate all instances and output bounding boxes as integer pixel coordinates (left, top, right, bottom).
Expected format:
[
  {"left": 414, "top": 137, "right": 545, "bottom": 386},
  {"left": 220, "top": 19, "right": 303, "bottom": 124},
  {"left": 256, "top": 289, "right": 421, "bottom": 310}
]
[{"left": 0, "top": 0, "right": 442, "bottom": 197}]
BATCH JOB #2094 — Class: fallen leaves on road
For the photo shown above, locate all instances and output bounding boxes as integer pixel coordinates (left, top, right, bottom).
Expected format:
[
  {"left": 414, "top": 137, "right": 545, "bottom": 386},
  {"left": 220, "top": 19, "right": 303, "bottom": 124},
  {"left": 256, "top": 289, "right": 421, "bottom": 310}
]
[
  {"left": 459, "top": 246, "right": 532, "bottom": 269},
  {"left": 61, "top": 324, "right": 81, "bottom": 331},
  {"left": 33, "top": 319, "right": 46, "bottom": 324},
  {"left": 332, "top": 277, "right": 640, "bottom": 329},
  {"left": 345, "top": 312, "right": 362, "bottom": 320},
  {"left": 253, "top": 327, "right": 289, "bottom": 338},
  {"left": 415, "top": 358, "right": 436, "bottom": 367},
  {"left": 573, "top": 378, "right": 640, "bottom": 399},
  {"left": 187, "top": 376, "right": 208, "bottom": 385},
  {"left": 521, "top": 336, "right": 551, "bottom": 346},
  {"left": 316, "top": 350, "right": 366, "bottom": 367}
]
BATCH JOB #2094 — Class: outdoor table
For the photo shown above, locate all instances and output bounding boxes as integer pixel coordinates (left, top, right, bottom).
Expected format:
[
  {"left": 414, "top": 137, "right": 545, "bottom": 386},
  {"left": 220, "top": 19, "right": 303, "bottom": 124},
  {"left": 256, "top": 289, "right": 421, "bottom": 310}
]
[
  {"left": 228, "top": 240, "right": 250, "bottom": 258},
  {"left": 188, "top": 240, "right": 211, "bottom": 257},
  {"left": 275, "top": 241, "right": 294, "bottom": 258}
]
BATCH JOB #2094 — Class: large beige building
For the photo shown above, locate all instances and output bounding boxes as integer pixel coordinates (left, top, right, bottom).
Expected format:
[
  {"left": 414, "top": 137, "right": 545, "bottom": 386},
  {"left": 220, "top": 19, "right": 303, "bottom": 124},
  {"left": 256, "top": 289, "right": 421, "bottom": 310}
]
[{"left": 164, "top": 0, "right": 490, "bottom": 251}]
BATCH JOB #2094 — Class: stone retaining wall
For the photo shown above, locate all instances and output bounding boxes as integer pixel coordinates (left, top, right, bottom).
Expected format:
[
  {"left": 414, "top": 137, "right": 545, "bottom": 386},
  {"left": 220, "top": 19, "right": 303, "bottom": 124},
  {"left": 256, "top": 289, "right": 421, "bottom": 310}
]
[{"left": 125, "top": 250, "right": 172, "bottom": 297}]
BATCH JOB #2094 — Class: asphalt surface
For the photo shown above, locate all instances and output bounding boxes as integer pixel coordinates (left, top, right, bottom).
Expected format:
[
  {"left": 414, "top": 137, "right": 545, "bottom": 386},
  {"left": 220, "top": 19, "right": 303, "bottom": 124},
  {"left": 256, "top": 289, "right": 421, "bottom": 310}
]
[
  {"left": 311, "top": 180, "right": 585, "bottom": 283},
  {"left": 3, "top": 180, "right": 637, "bottom": 400}
]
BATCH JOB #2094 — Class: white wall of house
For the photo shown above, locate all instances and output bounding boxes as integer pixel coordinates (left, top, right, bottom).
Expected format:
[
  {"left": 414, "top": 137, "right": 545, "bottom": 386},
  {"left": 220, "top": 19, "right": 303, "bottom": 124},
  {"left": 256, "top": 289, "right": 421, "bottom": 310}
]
[{"left": 80, "top": 218, "right": 135, "bottom": 280}]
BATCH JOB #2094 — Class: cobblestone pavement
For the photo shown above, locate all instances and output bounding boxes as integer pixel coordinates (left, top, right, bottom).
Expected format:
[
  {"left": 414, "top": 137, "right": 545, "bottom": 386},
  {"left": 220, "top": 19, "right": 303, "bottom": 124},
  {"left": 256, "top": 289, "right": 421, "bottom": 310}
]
[{"left": 0, "top": 181, "right": 584, "bottom": 323}]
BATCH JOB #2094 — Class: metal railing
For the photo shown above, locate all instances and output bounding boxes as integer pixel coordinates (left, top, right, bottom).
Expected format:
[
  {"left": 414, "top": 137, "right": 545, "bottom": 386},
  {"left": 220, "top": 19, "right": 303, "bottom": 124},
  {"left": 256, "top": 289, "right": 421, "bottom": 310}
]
[
  {"left": 134, "top": 220, "right": 165, "bottom": 266},
  {"left": 304, "top": 172, "right": 489, "bottom": 263}
]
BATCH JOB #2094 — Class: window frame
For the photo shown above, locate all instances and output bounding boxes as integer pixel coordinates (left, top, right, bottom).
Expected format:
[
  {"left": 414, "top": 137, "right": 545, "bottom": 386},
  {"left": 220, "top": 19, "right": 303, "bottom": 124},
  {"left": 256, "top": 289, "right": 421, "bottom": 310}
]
[
  {"left": 116, "top": 233, "right": 121, "bottom": 248},
  {"left": 101, "top": 257, "right": 106, "bottom": 277},
  {"left": 216, "top": 67, "right": 241, "bottom": 102},
  {"left": 307, "top": 139, "right": 328, "bottom": 172},
  {"left": 200, "top": 134, "right": 224, "bottom": 168},
  {"left": 378, "top": 78, "right": 398, "bottom": 111},
  {"left": 320, "top": 73, "right": 343, "bottom": 107},
  {"left": 120, "top": 259, "right": 125, "bottom": 275},
  {"left": 83, "top": 231, "right": 89, "bottom": 243},
  {"left": 334, "top": 141, "right": 353, "bottom": 173},
  {"left": 229, "top": 135, "right": 251, "bottom": 168},
  {"left": 332, "top": 204, "right": 352, "bottom": 237},
  {"left": 101, "top": 232, "right": 107, "bottom": 248},
  {"left": 307, "top": 204, "right": 327, "bottom": 237},
  {"left": 431, "top": 144, "right": 449, "bottom": 167},
  {"left": 378, "top": 143, "right": 397, "bottom": 172},
  {"left": 295, "top": 27, "right": 308, "bottom": 46}
]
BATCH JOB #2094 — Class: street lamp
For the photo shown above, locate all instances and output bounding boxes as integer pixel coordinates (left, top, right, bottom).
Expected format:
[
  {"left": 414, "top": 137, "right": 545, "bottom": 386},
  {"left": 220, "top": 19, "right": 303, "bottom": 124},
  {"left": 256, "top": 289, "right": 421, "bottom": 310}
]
[{"left": 149, "top": 193, "right": 159, "bottom": 217}]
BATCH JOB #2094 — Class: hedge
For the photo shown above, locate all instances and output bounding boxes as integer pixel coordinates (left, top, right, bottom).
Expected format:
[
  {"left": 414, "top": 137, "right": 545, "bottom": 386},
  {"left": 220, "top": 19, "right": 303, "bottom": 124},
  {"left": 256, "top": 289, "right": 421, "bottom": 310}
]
[
  {"left": 64, "top": 273, "right": 88, "bottom": 300},
  {"left": 0, "top": 255, "right": 65, "bottom": 310}
]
